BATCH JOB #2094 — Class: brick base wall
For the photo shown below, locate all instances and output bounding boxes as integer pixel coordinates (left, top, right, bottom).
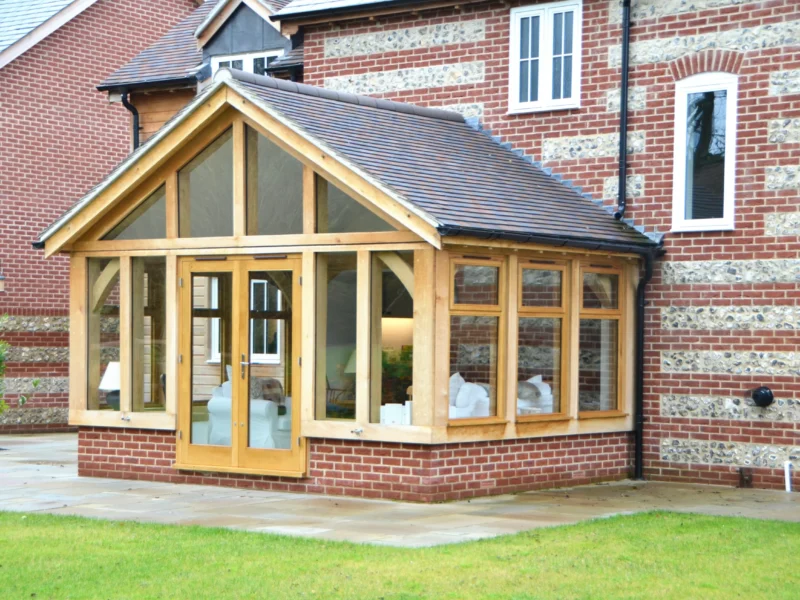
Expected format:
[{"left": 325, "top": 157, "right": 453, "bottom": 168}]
[
  {"left": 78, "top": 427, "right": 632, "bottom": 502},
  {"left": 0, "top": 423, "right": 76, "bottom": 434}
]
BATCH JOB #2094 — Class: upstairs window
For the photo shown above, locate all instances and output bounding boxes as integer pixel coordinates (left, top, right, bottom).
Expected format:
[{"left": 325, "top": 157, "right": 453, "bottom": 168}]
[
  {"left": 509, "top": 0, "right": 582, "bottom": 113},
  {"left": 211, "top": 51, "right": 282, "bottom": 76},
  {"left": 672, "top": 72, "right": 738, "bottom": 232}
]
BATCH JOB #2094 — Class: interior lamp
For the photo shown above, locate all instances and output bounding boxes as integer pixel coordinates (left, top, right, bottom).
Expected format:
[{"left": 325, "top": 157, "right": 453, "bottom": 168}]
[{"left": 99, "top": 362, "right": 122, "bottom": 392}]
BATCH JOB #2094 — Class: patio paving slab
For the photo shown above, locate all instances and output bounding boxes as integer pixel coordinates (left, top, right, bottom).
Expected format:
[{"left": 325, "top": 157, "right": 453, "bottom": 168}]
[{"left": 2, "top": 433, "right": 799, "bottom": 547}]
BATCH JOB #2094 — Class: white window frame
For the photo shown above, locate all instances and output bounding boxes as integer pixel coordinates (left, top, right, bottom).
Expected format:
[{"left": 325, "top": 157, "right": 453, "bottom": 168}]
[
  {"left": 508, "top": 0, "right": 582, "bottom": 114},
  {"left": 211, "top": 50, "right": 283, "bottom": 75},
  {"left": 249, "top": 278, "right": 282, "bottom": 365},
  {"left": 208, "top": 277, "right": 221, "bottom": 364},
  {"left": 672, "top": 72, "right": 738, "bottom": 233}
]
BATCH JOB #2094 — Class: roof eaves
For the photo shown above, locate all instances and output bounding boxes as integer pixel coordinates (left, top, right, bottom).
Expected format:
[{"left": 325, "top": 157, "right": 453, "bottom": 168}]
[
  {"left": 273, "top": 0, "right": 443, "bottom": 22},
  {"left": 96, "top": 75, "right": 199, "bottom": 93},
  {"left": 0, "top": 0, "right": 100, "bottom": 70}
]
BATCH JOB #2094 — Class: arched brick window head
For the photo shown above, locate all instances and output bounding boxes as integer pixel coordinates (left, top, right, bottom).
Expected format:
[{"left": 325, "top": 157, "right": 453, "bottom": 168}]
[{"left": 669, "top": 50, "right": 744, "bottom": 81}]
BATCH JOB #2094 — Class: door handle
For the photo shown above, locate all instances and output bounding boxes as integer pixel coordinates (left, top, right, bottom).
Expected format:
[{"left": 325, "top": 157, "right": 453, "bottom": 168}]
[{"left": 240, "top": 354, "right": 249, "bottom": 379}]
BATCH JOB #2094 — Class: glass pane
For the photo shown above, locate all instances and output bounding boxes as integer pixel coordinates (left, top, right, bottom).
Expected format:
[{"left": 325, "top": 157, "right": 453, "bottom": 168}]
[
  {"left": 246, "top": 127, "right": 303, "bottom": 235},
  {"left": 583, "top": 272, "right": 619, "bottom": 310},
  {"left": 254, "top": 57, "right": 266, "bottom": 76},
  {"left": 553, "top": 12, "right": 563, "bottom": 54},
  {"left": 248, "top": 270, "right": 293, "bottom": 449},
  {"left": 530, "top": 59, "right": 539, "bottom": 102},
  {"left": 552, "top": 56, "right": 562, "bottom": 100},
  {"left": 178, "top": 129, "right": 233, "bottom": 238},
  {"left": 316, "top": 253, "right": 357, "bottom": 420},
  {"left": 521, "top": 268, "right": 562, "bottom": 307},
  {"left": 104, "top": 185, "right": 166, "bottom": 240},
  {"left": 87, "top": 258, "right": 121, "bottom": 411},
  {"left": 219, "top": 61, "right": 230, "bottom": 68},
  {"left": 531, "top": 16, "right": 540, "bottom": 58},
  {"left": 564, "top": 11, "right": 574, "bottom": 53},
  {"left": 685, "top": 90, "right": 727, "bottom": 220},
  {"left": 449, "top": 316, "right": 498, "bottom": 419},
  {"left": 316, "top": 176, "right": 396, "bottom": 233},
  {"left": 517, "top": 317, "right": 561, "bottom": 415},
  {"left": 370, "top": 251, "right": 414, "bottom": 424},
  {"left": 131, "top": 257, "right": 166, "bottom": 412},
  {"left": 520, "top": 17, "right": 530, "bottom": 60},
  {"left": 578, "top": 319, "right": 618, "bottom": 412},
  {"left": 453, "top": 264, "right": 499, "bottom": 305},
  {"left": 563, "top": 55, "right": 572, "bottom": 98},
  {"left": 519, "top": 60, "right": 529, "bottom": 103},
  {"left": 190, "top": 273, "right": 232, "bottom": 446},
  {"left": 232, "top": 59, "right": 243, "bottom": 70}
]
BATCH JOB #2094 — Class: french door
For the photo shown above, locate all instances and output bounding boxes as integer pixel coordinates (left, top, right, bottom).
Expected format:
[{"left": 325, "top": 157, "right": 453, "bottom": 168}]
[{"left": 177, "top": 256, "right": 305, "bottom": 476}]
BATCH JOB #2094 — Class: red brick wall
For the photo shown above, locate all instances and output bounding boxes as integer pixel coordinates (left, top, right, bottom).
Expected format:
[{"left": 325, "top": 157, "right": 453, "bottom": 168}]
[
  {"left": 79, "top": 427, "right": 632, "bottom": 501},
  {"left": 302, "top": 0, "right": 800, "bottom": 489},
  {"left": 0, "top": 0, "right": 197, "bottom": 428}
]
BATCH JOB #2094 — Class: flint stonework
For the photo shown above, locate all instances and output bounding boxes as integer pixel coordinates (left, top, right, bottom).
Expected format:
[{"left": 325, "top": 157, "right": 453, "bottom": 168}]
[
  {"left": 440, "top": 102, "right": 484, "bottom": 118},
  {"left": 769, "top": 70, "right": 800, "bottom": 96},
  {"left": 609, "top": 20, "right": 800, "bottom": 67},
  {"left": 0, "top": 316, "right": 69, "bottom": 332},
  {"left": 661, "top": 438, "right": 800, "bottom": 469},
  {"left": 661, "top": 305, "right": 800, "bottom": 330},
  {"left": 542, "top": 131, "right": 645, "bottom": 162},
  {"left": 0, "top": 407, "right": 69, "bottom": 426},
  {"left": 768, "top": 118, "right": 800, "bottom": 144},
  {"left": 661, "top": 394, "right": 800, "bottom": 422},
  {"left": 765, "top": 212, "right": 800, "bottom": 236},
  {"left": 324, "top": 21, "right": 485, "bottom": 58},
  {"left": 324, "top": 61, "right": 485, "bottom": 95},
  {"left": 2, "top": 377, "right": 70, "bottom": 395},
  {"left": 765, "top": 165, "right": 800, "bottom": 191},
  {"left": 662, "top": 350, "right": 800, "bottom": 376},
  {"left": 603, "top": 175, "right": 644, "bottom": 200},
  {"left": 608, "top": 0, "right": 749, "bottom": 25},
  {"left": 661, "top": 259, "right": 800, "bottom": 284},
  {"left": 606, "top": 86, "right": 647, "bottom": 112}
]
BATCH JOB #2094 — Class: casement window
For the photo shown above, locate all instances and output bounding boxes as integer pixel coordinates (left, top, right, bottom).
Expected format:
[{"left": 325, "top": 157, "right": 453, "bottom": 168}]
[
  {"left": 509, "top": 0, "right": 582, "bottom": 113},
  {"left": 211, "top": 51, "right": 282, "bottom": 76},
  {"left": 672, "top": 72, "right": 738, "bottom": 232},
  {"left": 249, "top": 278, "right": 282, "bottom": 365}
]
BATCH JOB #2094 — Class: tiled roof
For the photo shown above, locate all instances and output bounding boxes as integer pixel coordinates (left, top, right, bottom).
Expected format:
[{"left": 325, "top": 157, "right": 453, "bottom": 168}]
[
  {"left": 40, "top": 71, "right": 658, "bottom": 252},
  {"left": 0, "top": 0, "right": 84, "bottom": 53},
  {"left": 267, "top": 43, "right": 303, "bottom": 71},
  {"left": 97, "top": 0, "right": 219, "bottom": 91},
  {"left": 274, "top": 0, "right": 409, "bottom": 21}
]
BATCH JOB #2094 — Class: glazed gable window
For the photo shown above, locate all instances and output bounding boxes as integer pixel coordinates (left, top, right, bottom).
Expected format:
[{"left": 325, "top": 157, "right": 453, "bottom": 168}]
[
  {"left": 509, "top": 0, "right": 582, "bottom": 113},
  {"left": 672, "top": 72, "right": 738, "bottom": 232},
  {"left": 211, "top": 51, "right": 282, "bottom": 76}
]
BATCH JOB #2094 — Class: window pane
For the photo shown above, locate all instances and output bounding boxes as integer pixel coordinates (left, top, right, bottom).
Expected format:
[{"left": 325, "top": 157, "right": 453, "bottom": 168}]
[
  {"left": 685, "top": 90, "right": 727, "bottom": 220},
  {"left": 517, "top": 317, "right": 561, "bottom": 415},
  {"left": 552, "top": 56, "right": 562, "bottom": 100},
  {"left": 178, "top": 129, "right": 233, "bottom": 238},
  {"left": 190, "top": 273, "right": 232, "bottom": 446},
  {"left": 232, "top": 59, "right": 243, "bottom": 70},
  {"left": 104, "top": 185, "right": 166, "bottom": 240},
  {"left": 219, "top": 61, "right": 230, "bottom": 68},
  {"left": 519, "top": 60, "right": 529, "bottom": 103},
  {"left": 578, "top": 319, "right": 618, "bottom": 412},
  {"left": 521, "top": 268, "right": 562, "bottom": 307},
  {"left": 131, "top": 258, "right": 166, "bottom": 412},
  {"left": 553, "top": 12, "right": 563, "bottom": 54},
  {"left": 449, "top": 316, "right": 498, "bottom": 419},
  {"left": 530, "top": 59, "right": 539, "bottom": 102},
  {"left": 246, "top": 127, "right": 304, "bottom": 235},
  {"left": 453, "top": 264, "right": 499, "bottom": 305},
  {"left": 564, "top": 11, "right": 574, "bottom": 53},
  {"left": 316, "top": 253, "right": 357, "bottom": 420},
  {"left": 531, "top": 16, "right": 540, "bottom": 58},
  {"left": 563, "top": 55, "right": 573, "bottom": 98},
  {"left": 370, "top": 251, "right": 414, "bottom": 424},
  {"left": 583, "top": 272, "right": 619, "bottom": 310},
  {"left": 87, "top": 258, "right": 121, "bottom": 411},
  {"left": 316, "top": 176, "right": 396, "bottom": 233},
  {"left": 520, "top": 17, "right": 530, "bottom": 60},
  {"left": 254, "top": 57, "right": 266, "bottom": 76}
]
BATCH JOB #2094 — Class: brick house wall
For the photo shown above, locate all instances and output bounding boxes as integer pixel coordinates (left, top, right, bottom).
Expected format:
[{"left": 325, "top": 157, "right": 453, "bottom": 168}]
[
  {"left": 296, "top": 0, "right": 800, "bottom": 490},
  {"left": 0, "top": 0, "right": 198, "bottom": 431}
]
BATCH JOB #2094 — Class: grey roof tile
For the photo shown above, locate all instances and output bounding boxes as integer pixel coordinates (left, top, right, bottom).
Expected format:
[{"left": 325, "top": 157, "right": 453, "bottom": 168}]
[{"left": 0, "top": 0, "right": 77, "bottom": 54}]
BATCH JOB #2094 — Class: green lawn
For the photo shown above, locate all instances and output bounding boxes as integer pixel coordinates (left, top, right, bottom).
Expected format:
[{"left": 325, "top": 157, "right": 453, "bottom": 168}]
[{"left": 1, "top": 511, "right": 798, "bottom": 599}]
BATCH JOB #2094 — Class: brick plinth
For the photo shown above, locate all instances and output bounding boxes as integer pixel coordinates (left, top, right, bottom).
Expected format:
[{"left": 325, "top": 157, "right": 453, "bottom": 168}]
[{"left": 78, "top": 427, "right": 632, "bottom": 502}]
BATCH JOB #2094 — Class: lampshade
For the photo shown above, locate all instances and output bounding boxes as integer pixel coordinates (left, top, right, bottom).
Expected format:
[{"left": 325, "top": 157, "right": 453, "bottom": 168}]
[
  {"left": 344, "top": 349, "right": 357, "bottom": 374},
  {"left": 98, "top": 362, "right": 121, "bottom": 391}
]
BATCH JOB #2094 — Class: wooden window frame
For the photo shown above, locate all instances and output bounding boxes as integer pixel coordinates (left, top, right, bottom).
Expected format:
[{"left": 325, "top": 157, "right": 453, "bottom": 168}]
[
  {"left": 447, "top": 254, "right": 508, "bottom": 427},
  {"left": 577, "top": 262, "right": 626, "bottom": 419},
  {"left": 514, "top": 258, "right": 571, "bottom": 423}
]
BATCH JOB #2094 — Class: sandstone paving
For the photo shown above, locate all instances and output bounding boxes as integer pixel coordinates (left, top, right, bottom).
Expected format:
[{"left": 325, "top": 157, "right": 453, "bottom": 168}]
[{"left": 2, "top": 433, "right": 800, "bottom": 547}]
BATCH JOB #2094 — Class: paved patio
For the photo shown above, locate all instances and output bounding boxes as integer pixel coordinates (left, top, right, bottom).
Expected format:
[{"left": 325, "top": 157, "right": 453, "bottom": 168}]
[{"left": 2, "top": 433, "right": 798, "bottom": 547}]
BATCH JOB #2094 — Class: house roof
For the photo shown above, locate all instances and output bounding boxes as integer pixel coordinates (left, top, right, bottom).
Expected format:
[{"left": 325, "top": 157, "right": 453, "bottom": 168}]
[
  {"left": 195, "top": 0, "right": 291, "bottom": 40},
  {"left": 97, "top": 0, "right": 219, "bottom": 92},
  {"left": 0, "top": 0, "right": 100, "bottom": 69},
  {"left": 266, "top": 43, "right": 303, "bottom": 71},
  {"left": 38, "top": 69, "right": 658, "bottom": 254}
]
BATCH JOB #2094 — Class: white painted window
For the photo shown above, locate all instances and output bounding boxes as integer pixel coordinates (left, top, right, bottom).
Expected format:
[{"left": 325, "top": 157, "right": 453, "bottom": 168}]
[
  {"left": 672, "top": 72, "right": 738, "bottom": 232},
  {"left": 211, "top": 50, "right": 283, "bottom": 76},
  {"left": 249, "top": 279, "right": 282, "bottom": 365},
  {"left": 508, "top": 0, "right": 582, "bottom": 114}
]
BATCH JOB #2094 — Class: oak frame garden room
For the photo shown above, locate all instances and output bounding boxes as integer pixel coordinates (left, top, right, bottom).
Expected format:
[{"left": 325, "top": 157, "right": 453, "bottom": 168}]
[{"left": 36, "top": 70, "right": 658, "bottom": 499}]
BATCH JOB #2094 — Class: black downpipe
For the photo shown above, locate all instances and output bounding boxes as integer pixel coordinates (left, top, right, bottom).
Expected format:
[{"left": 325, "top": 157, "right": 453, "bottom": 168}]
[
  {"left": 614, "top": 0, "right": 632, "bottom": 221},
  {"left": 633, "top": 248, "right": 658, "bottom": 480},
  {"left": 121, "top": 92, "right": 140, "bottom": 150}
]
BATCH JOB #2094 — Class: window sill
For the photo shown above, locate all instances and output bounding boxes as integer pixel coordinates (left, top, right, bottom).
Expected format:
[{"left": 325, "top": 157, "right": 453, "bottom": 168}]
[
  {"left": 516, "top": 413, "right": 571, "bottom": 424},
  {"left": 578, "top": 410, "right": 628, "bottom": 420},
  {"left": 670, "top": 225, "right": 734, "bottom": 234},
  {"left": 447, "top": 416, "right": 507, "bottom": 428},
  {"left": 507, "top": 102, "right": 581, "bottom": 116},
  {"left": 173, "top": 461, "right": 305, "bottom": 479}
]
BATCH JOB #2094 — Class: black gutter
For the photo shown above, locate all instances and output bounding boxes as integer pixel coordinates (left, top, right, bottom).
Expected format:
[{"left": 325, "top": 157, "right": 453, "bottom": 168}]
[
  {"left": 437, "top": 225, "right": 657, "bottom": 256},
  {"left": 613, "top": 0, "right": 632, "bottom": 221},
  {"left": 121, "top": 92, "right": 140, "bottom": 150},
  {"left": 633, "top": 246, "right": 664, "bottom": 479},
  {"left": 273, "top": 0, "right": 470, "bottom": 22},
  {"left": 96, "top": 76, "right": 196, "bottom": 93}
]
